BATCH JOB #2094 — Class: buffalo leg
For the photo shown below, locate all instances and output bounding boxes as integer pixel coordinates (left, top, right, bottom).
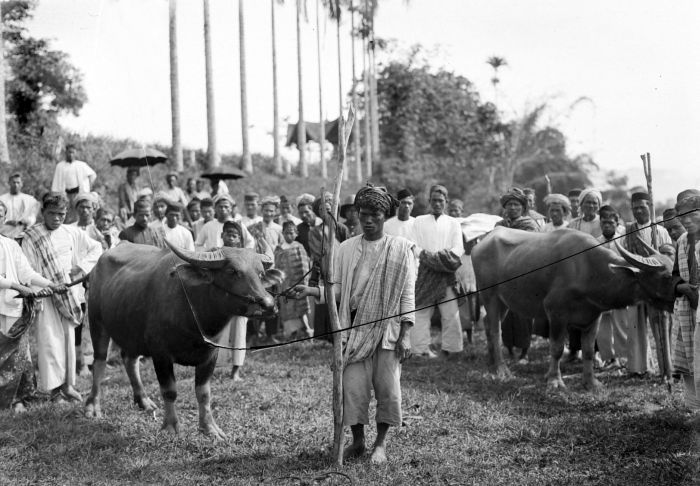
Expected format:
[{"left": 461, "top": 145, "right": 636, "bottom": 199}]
[
  {"left": 581, "top": 319, "right": 603, "bottom": 392},
  {"left": 484, "top": 296, "right": 512, "bottom": 379},
  {"left": 546, "top": 317, "right": 568, "bottom": 390},
  {"left": 124, "top": 355, "right": 157, "bottom": 412},
  {"left": 152, "top": 357, "right": 179, "bottom": 434},
  {"left": 195, "top": 355, "right": 226, "bottom": 439},
  {"left": 85, "top": 320, "right": 111, "bottom": 418}
]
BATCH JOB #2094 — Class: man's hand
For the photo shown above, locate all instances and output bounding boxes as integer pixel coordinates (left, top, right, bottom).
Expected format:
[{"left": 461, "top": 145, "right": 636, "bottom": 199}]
[
  {"left": 119, "top": 207, "right": 129, "bottom": 222},
  {"left": 395, "top": 331, "right": 411, "bottom": 363},
  {"left": 677, "top": 283, "right": 699, "bottom": 309},
  {"left": 12, "top": 283, "right": 34, "bottom": 298},
  {"left": 49, "top": 283, "right": 68, "bottom": 295},
  {"left": 288, "top": 285, "right": 318, "bottom": 300},
  {"left": 34, "top": 287, "right": 55, "bottom": 297}
]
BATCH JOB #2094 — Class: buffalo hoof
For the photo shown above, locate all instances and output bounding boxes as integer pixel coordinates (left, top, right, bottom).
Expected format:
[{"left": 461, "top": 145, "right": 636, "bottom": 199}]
[
  {"left": 583, "top": 378, "right": 604, "bottom": 393},
  {"left": 136, "top": 396, "right": 157, "bottom": 412},
  {"left": 160, "top": 422, "right": 179, "bottom": 435},
  {"left": 85, "top": 400, "right": 102, "bottom": 419},
  {"left": 201, "top": 422, "right": 227, "bottom": 441},
  {"left": 492, "top": 364, "right": 513, "bottom": 380},
  {"left": 546, "top": 378, "right": 566, "bottom": 391}
]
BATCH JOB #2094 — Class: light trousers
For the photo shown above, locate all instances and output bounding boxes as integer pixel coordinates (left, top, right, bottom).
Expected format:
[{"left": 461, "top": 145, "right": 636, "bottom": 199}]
[
  {"left": 217, "top": 316, "right": 247, "bottom": 367},
  {"left": 36, "top": 302, "right": 76, "bottom": 392},
  {"left": 596, "top": 308, "right": 628, "bottom": 362},
  {"left": 414, "top": 287, "right": 463, "bottom": 354}
]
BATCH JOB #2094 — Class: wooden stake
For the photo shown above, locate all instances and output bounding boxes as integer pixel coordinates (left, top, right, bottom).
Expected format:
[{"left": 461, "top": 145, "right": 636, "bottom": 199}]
[
  {"left": 640, "top": 152, "right": 657, "bottom": 249},
  {"left": 321, "top": 106, "right": 356, "bottom": 466}
]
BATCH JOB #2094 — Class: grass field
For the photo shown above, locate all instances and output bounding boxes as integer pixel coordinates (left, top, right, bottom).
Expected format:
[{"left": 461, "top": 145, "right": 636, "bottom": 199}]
[{"left": 0, "top": 333, "right": 698, "bottom": 485}]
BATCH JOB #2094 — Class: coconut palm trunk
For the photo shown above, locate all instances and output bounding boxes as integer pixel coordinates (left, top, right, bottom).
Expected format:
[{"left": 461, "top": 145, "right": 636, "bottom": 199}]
[
  {"left": 296, "top": 0, "right": 308, "bottom": 177},
  {"left": 0, "top": 13, "right": 10, "bottom": 165},
  {"left": 239, "top": 0, "right": 252, "bottom": 173},
  {"left": 368, "top": 13, "right": 379, "bottom": 165},
  {"left": 350, "top": 1, "right": 362, "bottom": 182},
  {"left": 271, "top": 0, "right": 284, "bottom": 174},
  {"left": 362, "top": 31, "right": 371, "bottom": 177},
  {"left": 169, "top": 0, "right": 183, "bottom": 172},
  {"left": 315, "top": 0, "right": 326, "bottom": 179},
  {"left": 203, "top": 0, "right": 220, "bottom": 168},
  {"left": 335, "top": 3, "right": 347, "bottom": 181}
]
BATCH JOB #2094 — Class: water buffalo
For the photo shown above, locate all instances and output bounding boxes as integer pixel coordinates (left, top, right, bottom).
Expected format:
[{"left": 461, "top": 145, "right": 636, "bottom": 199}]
[
  {"left": 472, "top": 227, "right": 675, "bottom": 391},
  {"left": 85, "top": 241, "right": 281, "bottom": 438}
]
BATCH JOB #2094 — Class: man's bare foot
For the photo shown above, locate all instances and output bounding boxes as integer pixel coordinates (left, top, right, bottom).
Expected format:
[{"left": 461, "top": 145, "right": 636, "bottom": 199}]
[
  {"left": 60, "top": 385, "right": 82, "bottom": 402},
  {"left": 343, "top": 442, "right": 366, "bottom": 460},
  {"left": 230, "top": 366, "right": 242, "bottom": 381},
  {"left": 12, "top": 402, "right": 26, "bottom": 414},
  {"left": 370, "top": 445, "right": 387, "bottom": 464}
]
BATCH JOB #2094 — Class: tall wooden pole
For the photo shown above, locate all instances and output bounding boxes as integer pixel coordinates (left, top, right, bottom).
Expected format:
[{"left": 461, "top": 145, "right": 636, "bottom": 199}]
[
  {"left": 336, "top": 6, "right": 347, "bottom": 182},
  {"left": 315, "top": 0, "right": 326, "bottom": 179},
  {"left": 203, "top": 0, "right": 220, "bottom": 168},
  {"left": 322, "top": 105, "right": 355, "bottom": 466},
  {"left": 0, "top": 9, "right": 10, "bottom": 165},
  {"left": 169, "top": 0, "right": 183, "bottom": 172},
  {"left": 271, "top": 0, "right": 286, "bottom": 175}
]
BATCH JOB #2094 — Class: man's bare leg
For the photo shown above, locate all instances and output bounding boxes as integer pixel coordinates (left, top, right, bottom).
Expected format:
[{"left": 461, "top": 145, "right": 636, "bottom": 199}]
[
  {"left": 370, "top": 423, "right": 390, "bottom": 464},
  {"left": 230, "top": 365, "right": 242, "bottom": 381},
  {"left": 343, "top": 424, "right": 366, "bottom": 459}
]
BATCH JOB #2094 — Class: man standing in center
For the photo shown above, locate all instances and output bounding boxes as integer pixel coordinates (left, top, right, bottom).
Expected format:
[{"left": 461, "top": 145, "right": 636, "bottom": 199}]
[
  {"left": 412, "top": 185, "right": 464, "bottom": 358},
  {"left": 291, "top": 185, "right": 415, "bottom": 464},
  {"left": 22, "top": 193, "right": 102, "bottom": 402}
]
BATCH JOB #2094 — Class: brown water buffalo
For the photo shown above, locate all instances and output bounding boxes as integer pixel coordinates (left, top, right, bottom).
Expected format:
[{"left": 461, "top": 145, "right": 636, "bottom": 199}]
[
  {"left": 472, "top": 227, "right": 675, "bottom": 391},
  {"left": 85, "top": 241, "right": 281, "bottom": 438}
]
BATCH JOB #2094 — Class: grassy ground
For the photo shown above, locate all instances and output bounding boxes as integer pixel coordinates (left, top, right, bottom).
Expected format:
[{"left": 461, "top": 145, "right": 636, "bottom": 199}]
[{"left": 0, "top": 333, "right": 698, "bottom": 485}]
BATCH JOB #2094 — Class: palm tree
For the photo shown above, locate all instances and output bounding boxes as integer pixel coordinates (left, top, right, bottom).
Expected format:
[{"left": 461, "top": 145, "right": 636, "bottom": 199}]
[
  {"left": 350, "top": 0, "right": 362, "bottom": 182},
  {"left": 486, "top": 55, "right": 507, "bottom": 103},
  {"left": 315, "top": 0, "right": 326, "bottom": 179},
  {"left": 296, "top": 0, "right": 308, "bottom": 177},
  {"left": 239, "top": 0, "right": 252, "bottom": 173},
  {"left": 271, "top": 0, "right": 284, "bottom": 174},
  {"left": 203, "top": 0, "right": 220, "bottom": 168},
  {"left": 0, "top": 10, "right": 10, "bottom": 165},
  {"left": 169, "top": 0, "right": 183, "bottom": 172}
]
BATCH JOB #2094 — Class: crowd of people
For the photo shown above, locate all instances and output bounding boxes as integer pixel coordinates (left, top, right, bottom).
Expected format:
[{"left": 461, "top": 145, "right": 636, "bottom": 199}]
[{"left": 0, "top": 145, "right": 698, "bottom": 453}]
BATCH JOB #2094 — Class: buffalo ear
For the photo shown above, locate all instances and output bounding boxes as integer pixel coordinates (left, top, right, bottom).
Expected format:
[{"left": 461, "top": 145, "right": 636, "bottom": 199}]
[
  {"left": 609, "top": 263, "right": 640, "bottom": 276},
  {"left": 261, "top": 268, "right": 285, "bottom": 289}
]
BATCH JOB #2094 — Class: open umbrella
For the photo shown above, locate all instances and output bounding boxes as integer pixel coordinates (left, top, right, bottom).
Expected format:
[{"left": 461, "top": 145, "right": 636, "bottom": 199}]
[
  {"left": 200, "top": 168, "right": 247, "bottom": 180},
  {"left": 109, "top": 148, "right": 168, "bottom": 168}
]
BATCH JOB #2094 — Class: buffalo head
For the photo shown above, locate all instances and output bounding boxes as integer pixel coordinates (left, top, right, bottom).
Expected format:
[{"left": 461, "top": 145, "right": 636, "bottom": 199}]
[
  {"left": 613, "top": 239, "right": 675, "bottom": 312},
  {"left": 167, "top": 241, "right": 284, "bottom": 318}
]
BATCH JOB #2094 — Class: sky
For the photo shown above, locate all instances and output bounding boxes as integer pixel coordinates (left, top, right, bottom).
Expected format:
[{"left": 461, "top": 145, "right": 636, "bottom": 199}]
[{"left": 26, "top": 0, "right": 700, "bottom": 203}]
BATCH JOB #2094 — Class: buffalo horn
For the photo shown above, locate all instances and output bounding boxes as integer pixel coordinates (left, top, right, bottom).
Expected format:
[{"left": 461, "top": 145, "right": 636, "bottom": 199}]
[
  {"left": 166, "top": 239, "right": 227, "bottom": 269},
  {"left": 614, "top": 239, "right": 666, "bottom": 272}
]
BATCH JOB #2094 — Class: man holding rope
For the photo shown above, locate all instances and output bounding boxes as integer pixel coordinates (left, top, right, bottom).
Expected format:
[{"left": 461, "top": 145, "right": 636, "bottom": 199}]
[{"left": 290, "top": 185, "right": 415, "bottom": 464}]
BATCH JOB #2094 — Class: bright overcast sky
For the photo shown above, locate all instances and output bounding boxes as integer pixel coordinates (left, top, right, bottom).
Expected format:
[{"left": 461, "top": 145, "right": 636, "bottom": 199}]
[{"left": 27, "top": 0, "right": 700, "bottom": 202}]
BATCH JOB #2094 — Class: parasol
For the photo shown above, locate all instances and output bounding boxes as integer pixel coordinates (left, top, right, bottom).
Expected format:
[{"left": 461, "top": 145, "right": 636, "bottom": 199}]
[
  {"left": 109, "top": 148, "right": 168, "bottom": 168},
  {"left": 200, "top": 168, "right": 247, "bottom": 180}
]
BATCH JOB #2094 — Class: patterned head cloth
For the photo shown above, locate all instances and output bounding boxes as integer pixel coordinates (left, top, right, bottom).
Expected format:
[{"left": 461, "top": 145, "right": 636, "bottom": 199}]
[
  {"left": 499, "top": 187, "right": 529, "bottom": 209},
  {"left": 676, "top": 189, "right": 700, "bottom": 204},
  {"left": 74, "top": 192, "right": 98, "bottom": 208},
  {"left": 354, "top": 184, "right": 397, "bottom": 215},
  {"left": 578, "top": 188, "right": 603, "bottom": 206},
  {"left": 260, "top": 195, "right": 280, "bottom": 208},
  {"left": 544, "top": 193, "right": 571, "bottom": 211}
]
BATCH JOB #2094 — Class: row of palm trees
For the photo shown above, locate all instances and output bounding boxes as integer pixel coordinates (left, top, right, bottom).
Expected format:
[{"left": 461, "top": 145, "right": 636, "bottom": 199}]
[{"left": 169, "top": 0, "right": 383, "bottom": 180}]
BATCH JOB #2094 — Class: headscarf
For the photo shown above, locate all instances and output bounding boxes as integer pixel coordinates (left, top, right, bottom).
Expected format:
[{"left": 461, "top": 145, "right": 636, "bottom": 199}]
[
  {"left": 499, "top": 188, "right": 528, "bottom": 209},
  {"left": 296, "top": 193, "right": 315, "bottom": 208},
  {"left": 544, "top": 193, "right": 571, "bottom": 211},
  {"left": 74, "top": 192, "right": 98, "bottom": 208},
  {"left": 260, "top": 195, "right": 280, "bottom": 207},
  {"left": 213, "top": 193, "right": 235, "bottom": 207},
  {"left": 354, "top": 184, "right": 397, "bottom": 215},
  {"left": 578, "top": 188, "right": 603, "bottom": 206},
  {"left": 312, "top": 192, "right": 333, "bottom": 217},
  {"left": 676, "top": 189, "right": 700, "bottom": 204}
]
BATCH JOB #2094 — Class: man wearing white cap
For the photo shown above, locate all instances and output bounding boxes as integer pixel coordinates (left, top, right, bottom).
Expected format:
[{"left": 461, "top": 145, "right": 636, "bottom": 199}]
[{"left": 542, "top": 194, "right": 571, "bottom": 232}]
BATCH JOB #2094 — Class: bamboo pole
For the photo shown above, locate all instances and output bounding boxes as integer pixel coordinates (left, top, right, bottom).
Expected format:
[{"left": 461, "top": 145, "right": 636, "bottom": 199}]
[
  {"left": 321, "top": 105, "right": 356, "bottom": 466},
  {"left": 641, "top": 152, "right": 657, "bottom": 248}
]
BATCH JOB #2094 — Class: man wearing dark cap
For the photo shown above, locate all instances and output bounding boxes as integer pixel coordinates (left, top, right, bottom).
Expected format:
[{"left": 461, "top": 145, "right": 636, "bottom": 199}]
[
  {"left": 412, "top": 185, "right": 464, "bottom": 358},
  {"left": 291, "top": 184, "right": 415, "bottom": 464},
  {"left": 663, "top": 208, "right": 686, "bottom": 243},
  {"left": 671, "top": 189, "right": 700, "bottom": 413},
  {"left": 384, "top": 189, "right": 415, "bottom": 240},
  {"left": 568, "top": 189, "right": 582, "bottom": 219},
  {"left": 624, "top": 191, "right": 673, "bottom": 378}
]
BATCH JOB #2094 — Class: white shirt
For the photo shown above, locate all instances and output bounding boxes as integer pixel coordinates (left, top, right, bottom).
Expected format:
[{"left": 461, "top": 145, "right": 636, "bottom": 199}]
[
  {"left": 0, "top": 192, "right": 39, "bottom": 226},
  {"left": 195, "top": 219, "right": 256, "bottom": 250},
  {"left": 412, "top": 213, "right": 464, "bottom": 257},
  {"left": 162, "top": 187, "right": 189, "bottom": 206},
  {"left": 384, "top": 216, "right": 416, "bottom": 241},
  {"left": 51, "top": 160, "right": 96, "bottom": 193},
  {"left": 241, "top": 215, "right": 263, "bottom": 228},
  {"left": 164, "top": 224, "right": 195, "bottom": 251},
  {"left": 543, "top": 220, "right": 569, "bottom": 232},
  {"left": 0, "top": 235, "right": 47, "bottom": 317}
]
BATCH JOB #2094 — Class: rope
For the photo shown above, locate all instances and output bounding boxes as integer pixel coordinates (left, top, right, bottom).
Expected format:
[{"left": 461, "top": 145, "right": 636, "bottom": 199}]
[{"left": 184, "top": 208, "right": 698, "bottom": 352}]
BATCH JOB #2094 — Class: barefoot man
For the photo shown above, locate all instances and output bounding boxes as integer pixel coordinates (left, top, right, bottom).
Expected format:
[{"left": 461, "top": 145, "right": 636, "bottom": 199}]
[{"left": 291, "top": 185, "right": 415, "bottom": 464}]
